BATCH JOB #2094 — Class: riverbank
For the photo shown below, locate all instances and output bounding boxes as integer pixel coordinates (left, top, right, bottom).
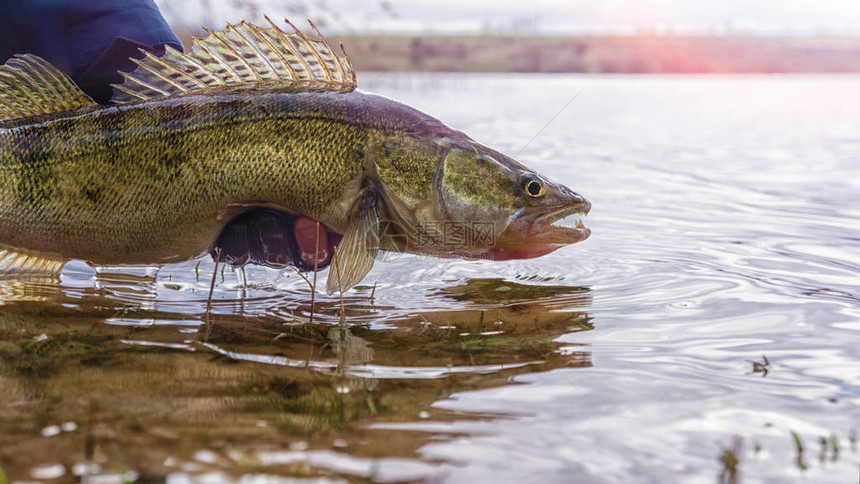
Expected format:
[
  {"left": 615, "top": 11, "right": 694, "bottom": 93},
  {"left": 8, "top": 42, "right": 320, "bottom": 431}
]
[{"left": 335, "top": 35, "right": 860, "bottom": 73}]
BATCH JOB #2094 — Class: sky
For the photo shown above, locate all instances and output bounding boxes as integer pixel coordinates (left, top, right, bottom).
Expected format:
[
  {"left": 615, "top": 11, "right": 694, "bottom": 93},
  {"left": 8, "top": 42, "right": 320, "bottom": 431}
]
[{"left": 157, "top": 0, "right": 860, "bottom": 36}]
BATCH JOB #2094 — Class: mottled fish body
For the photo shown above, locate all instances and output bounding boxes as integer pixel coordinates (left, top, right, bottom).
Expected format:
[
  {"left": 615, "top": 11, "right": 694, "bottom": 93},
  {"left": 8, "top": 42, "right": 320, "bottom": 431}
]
[{"left": 0, "top": 89, "right": 444, "bottom": 261}]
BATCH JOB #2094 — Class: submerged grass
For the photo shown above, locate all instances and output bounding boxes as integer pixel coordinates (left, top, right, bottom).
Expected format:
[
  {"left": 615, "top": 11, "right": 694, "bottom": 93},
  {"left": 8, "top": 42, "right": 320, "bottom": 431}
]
[
  {"left": 791, "top": 431, "right": 808, "bottom": 471},
  {"left": 0, "top": 314, "right": 113, "bottom": 378},
  {"left": 718, "top": 436, "right": 741, "bottom": 484}
]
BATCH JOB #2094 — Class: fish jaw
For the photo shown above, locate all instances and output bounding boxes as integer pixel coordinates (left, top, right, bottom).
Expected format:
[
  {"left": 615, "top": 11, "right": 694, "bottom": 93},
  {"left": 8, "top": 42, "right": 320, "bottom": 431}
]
[{"left": 487, "top": 198, "right": 591, "bottom": 261}]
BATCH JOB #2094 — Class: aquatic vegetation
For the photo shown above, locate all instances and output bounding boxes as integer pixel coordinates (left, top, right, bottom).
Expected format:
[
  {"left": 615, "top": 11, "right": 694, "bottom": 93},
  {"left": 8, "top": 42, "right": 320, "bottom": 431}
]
[
  {"left": 748, "top": 354, "right": 770, "bottom": 376},
  {"left": 791, "top": 431, "right": 807, "bottom": 471},
  {"left": 718, "top": 436, "right": 741, "bottom": 484}
]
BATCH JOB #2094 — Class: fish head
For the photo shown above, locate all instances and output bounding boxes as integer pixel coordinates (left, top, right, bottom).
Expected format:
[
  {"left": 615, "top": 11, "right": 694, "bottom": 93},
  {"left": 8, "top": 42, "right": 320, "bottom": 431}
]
[{"left": 435, "top": 142, "right": 591, "bottom": 261}]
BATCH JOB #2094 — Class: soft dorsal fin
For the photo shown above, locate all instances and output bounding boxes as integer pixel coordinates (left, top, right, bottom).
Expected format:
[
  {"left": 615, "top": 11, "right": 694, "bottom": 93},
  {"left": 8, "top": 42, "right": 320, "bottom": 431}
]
[
  {"left": 111, "top": 18, "right": 356, "bottom": 104},
  {"left": 0, "top": 54, "right": 96, "bottom": 122}
]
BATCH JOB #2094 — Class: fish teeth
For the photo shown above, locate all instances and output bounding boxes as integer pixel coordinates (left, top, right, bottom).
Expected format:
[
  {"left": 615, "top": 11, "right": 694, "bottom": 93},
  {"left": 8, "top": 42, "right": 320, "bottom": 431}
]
[{"left": 553, "top": 212, "right": 585, "bottom": 229}]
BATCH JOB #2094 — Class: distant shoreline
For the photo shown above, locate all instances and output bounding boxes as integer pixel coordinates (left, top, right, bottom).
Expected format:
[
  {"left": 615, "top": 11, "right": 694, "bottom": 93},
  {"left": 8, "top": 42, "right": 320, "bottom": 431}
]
[{"left": 175, "top": 31, "right": 860, "bottom": 74}]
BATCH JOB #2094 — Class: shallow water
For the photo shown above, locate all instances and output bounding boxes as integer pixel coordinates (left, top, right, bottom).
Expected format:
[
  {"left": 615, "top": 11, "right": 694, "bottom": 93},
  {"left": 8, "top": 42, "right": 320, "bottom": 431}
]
[{"left": 1, "top": 73, "right": 859, "bottom": 483}]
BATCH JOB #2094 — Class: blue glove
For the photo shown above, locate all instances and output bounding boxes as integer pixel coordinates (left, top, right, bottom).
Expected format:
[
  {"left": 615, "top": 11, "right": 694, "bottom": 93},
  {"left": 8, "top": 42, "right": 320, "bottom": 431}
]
[{"left": 0, "top": 0, "right": 183, "bottom": 103}]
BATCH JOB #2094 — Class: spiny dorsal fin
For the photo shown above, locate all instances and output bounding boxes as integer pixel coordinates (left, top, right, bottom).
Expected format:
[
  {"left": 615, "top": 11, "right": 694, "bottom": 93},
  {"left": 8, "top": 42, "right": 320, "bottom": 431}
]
[
  {"left": 111, "top": 18, "right": 356, "bottom": 104},
  {"left": 0, "top": 54, "right": 96, "bottom": 122}
]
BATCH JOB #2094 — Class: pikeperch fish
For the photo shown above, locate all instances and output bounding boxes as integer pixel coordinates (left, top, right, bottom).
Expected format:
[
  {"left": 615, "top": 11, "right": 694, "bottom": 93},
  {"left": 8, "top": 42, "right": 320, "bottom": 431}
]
[{"left": 0, "top": 19, "right": 590, "bottom": 294}]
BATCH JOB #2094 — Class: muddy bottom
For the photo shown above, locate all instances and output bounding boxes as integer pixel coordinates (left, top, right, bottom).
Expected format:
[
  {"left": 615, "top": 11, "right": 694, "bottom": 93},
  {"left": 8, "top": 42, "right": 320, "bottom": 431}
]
[{"left": 0, "top": 277, "right": 591, "bottom": 482}]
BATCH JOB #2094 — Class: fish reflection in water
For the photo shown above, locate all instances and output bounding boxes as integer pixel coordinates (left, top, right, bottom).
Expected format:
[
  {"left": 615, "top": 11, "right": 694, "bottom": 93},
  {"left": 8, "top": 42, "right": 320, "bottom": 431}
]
[{"left": 0, "top": 274, "right": 592, "bottom": 481}]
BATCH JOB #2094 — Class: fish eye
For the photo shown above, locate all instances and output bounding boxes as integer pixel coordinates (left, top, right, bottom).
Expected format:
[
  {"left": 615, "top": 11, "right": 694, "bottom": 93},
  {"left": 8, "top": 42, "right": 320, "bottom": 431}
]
[{"left": 524, "top": 178, "right": 545, "bottom": 198}]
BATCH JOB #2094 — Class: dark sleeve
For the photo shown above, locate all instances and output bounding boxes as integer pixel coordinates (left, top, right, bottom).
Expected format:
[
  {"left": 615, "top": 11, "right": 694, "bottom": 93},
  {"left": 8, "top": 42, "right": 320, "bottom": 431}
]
[{"left": 0, "top": 0, "right": 183, "bottom": 103}]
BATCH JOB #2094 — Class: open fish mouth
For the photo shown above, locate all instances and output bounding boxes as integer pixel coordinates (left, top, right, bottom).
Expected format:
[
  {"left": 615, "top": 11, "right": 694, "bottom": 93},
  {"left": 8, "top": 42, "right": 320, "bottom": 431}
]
[
  {"left": 488, "top": 200, "right": 591, "bottom": 261},
  {"left": 530, "top": 201, "right": 591, "bottom": 245},
  {"left": 537, "top": 202, "right": 589, "bottom": 228}
]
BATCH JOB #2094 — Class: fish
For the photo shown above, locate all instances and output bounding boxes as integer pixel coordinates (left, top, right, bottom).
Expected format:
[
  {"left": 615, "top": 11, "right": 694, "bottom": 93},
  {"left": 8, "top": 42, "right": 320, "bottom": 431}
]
[{"left": 0, "top": 19, "right": 590, "bottom": 295}]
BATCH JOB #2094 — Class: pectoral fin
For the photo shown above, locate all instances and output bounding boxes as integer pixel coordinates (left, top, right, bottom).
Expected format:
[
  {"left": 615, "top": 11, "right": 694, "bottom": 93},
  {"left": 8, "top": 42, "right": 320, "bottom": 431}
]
[{"left": 326, "top": 200, "right": 379, "bottom": 296}]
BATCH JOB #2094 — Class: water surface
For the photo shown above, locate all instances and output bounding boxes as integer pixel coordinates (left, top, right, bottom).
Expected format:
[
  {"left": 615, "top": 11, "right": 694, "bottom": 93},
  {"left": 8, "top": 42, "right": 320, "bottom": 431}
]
[{"left": 1, "top": 73, "right": 858, "bottom": 483}]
